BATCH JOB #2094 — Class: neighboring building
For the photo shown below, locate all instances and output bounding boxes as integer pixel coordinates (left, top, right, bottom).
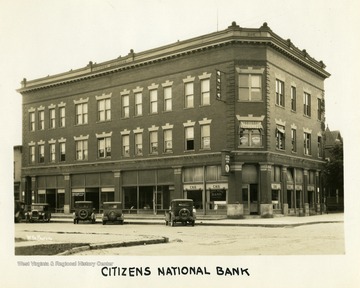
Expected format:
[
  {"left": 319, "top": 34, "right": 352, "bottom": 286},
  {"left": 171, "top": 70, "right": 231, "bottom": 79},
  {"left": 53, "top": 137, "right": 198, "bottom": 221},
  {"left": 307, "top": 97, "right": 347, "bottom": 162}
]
[
  {"left": 17, "top": 22, "right": 330, "bottom": 216},
  {"left": 13, "top": 145, "right": 22, "bottom": 200},
  {"left": 323, "top": 126, "right": 344, "bottom": 211}
]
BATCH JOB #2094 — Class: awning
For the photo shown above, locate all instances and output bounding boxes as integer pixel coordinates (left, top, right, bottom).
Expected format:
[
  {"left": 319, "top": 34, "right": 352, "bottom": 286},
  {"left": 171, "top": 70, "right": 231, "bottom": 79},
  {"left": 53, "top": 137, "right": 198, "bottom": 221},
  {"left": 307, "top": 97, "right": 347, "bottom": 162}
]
[{"left": 240, "top": 121, "right": 263, "bottom": 130}]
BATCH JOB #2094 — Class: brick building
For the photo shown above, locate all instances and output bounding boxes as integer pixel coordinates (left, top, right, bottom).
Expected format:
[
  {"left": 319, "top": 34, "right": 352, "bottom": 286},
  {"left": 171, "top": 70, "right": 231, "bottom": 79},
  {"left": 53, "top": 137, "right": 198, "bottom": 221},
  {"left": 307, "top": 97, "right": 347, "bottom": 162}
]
[{"left": 17, "top": 22, "right": 330, "bottom": 216}]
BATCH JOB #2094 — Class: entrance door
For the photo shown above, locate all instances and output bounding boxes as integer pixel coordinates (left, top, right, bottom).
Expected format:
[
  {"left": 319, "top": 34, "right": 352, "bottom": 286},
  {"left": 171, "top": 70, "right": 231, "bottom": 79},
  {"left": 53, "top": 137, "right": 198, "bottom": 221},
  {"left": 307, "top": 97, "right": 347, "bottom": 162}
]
[
  {"left": 242, "top": 184, "right": 258, "bottom": 215},
  {"left": 154, "top": 190, "right": 163, "bottom": 211}
]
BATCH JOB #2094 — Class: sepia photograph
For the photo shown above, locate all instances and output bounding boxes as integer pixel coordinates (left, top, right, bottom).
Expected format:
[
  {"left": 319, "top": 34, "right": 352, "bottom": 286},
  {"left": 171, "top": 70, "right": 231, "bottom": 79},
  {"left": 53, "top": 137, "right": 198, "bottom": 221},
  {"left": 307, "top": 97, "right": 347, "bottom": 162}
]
[{"left": 1, "top": 0, "right": 359, "bottom": 287}]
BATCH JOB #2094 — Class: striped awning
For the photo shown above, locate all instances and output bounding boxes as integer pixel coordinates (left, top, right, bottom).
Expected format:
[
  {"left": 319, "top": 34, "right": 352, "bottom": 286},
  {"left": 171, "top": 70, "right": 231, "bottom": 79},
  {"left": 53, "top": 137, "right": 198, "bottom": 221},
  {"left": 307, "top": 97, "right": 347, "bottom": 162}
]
[{"left": 240, "top": 121, "right": 263, "bottom": 130}]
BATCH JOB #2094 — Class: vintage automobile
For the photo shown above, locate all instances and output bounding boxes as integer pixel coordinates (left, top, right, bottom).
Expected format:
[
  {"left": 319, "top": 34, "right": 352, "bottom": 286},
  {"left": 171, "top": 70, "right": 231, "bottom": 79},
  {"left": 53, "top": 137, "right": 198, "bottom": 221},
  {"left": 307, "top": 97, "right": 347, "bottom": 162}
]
[
  {"left": 165, "top": 199, "right": 196, "bottom": 226},
  {"left": 25, "top": 203, "right": 51, "bottom": 223},
  {"left": 73, "top": 201, "right": 96, "bottom": 224},
  {"left": 101, "top": 201, "right": 124, "bottom": 225},
  {"left": 14, "top": 200, "right": 25, "bottom": 223}
]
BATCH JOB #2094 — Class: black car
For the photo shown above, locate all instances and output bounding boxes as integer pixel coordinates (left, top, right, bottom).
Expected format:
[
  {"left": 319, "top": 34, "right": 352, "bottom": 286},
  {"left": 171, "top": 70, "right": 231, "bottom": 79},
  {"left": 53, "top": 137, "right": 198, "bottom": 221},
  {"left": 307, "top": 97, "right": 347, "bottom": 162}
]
[
  {"left": 25, "top": 203, "right": 51, "bottom": 223},
  {"left": 165, "top": 199, "right": 196, "bottom": 226},
  {"left": 73, "top": 201, "right": 96, "bottom": 224}
]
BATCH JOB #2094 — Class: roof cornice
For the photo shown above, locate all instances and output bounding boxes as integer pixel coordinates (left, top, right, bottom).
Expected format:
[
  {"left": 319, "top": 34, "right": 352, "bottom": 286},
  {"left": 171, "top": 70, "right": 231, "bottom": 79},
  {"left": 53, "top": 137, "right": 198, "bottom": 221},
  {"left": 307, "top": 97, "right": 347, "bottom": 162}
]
[{"left": 17, "top": 22, "right": 330, "bottom": 93}]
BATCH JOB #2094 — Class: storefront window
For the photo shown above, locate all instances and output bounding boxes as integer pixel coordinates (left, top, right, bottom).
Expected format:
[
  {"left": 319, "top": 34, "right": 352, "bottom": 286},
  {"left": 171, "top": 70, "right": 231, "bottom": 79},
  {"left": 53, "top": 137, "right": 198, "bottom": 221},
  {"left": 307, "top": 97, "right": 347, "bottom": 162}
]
[{"left": 183, "top": 167, "right": 203, "bottom": 182}]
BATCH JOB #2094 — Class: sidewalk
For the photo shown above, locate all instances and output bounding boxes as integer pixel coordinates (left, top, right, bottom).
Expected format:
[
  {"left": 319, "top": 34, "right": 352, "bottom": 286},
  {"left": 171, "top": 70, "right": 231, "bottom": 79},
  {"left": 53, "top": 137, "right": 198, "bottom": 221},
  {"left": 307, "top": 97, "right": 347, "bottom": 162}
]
[{"left": 50, "top": 212, "right": 344, "bottom": 227}]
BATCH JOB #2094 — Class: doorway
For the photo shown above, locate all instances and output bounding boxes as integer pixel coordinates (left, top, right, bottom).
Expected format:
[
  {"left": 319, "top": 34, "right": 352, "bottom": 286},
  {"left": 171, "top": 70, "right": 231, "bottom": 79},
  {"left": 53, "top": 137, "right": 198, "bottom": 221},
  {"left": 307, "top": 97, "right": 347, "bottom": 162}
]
[{"left": 242, "top": 184, "right": 259, "bottom": 214}]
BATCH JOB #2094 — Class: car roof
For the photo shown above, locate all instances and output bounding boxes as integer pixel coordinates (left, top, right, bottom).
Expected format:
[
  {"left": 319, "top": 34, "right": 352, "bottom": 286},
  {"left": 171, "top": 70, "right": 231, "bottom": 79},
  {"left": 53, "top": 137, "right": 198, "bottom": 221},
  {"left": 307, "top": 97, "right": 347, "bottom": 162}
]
[{"left": 31, "top": 203, "right": 49, "bottom": 205}]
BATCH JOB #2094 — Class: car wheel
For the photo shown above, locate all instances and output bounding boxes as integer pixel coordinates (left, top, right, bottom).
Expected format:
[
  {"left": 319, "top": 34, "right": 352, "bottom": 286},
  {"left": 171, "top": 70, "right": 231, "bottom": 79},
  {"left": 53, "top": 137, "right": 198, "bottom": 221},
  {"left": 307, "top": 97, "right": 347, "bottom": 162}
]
[
  {"left": 120, "top": 220, "right": 124, "bottom": 225},
  {"left": 192, "top": 221, "right": 195, "bottom": 226},
  {"left": 73, "top": 219, "right": 76, "bottom": 224},
  {"left": 102, "top": 221, "right": 106, "bottom": 225},
  {"left": 165, "top": 221, "right": 168, "bottom": 226},
  {"left": 170, "top": 219, "right": 175, "bottom": 227}
]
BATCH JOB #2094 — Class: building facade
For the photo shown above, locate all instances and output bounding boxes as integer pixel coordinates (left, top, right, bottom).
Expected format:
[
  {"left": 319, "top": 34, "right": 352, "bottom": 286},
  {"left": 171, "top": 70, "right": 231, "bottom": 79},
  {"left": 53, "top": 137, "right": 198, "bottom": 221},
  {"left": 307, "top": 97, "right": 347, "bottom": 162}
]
[
  {"left": 18, "top": 22, "right": 330, "bottom": 216},
  {"left": 14, "top": 145, "right": 22, "bottom": 200}
]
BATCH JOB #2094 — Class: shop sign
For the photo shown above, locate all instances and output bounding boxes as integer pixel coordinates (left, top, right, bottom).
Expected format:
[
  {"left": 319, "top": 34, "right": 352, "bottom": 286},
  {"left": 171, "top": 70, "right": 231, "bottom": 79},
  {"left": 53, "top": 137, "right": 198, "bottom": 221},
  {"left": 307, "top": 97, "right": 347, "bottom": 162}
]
[
  {"left": 295, "top": 185, "right": 303, "bottom": 190},
  {"left": 271, "top": 183, "right": 281, "bottom": 190},
  {"left": 183, "top": 184, "right": 203, "bottom": 190},
  {"left": 210, "top": 189, "right": 226, "bottom": 201},
  {"left": 307, "top": 185, "right": 315, "bottom": 191}
]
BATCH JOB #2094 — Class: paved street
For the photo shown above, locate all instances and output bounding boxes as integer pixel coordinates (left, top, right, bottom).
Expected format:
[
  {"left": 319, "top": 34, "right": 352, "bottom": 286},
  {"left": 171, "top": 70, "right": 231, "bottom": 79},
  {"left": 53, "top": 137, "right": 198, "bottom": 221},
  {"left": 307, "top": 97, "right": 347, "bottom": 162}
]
[{"left": 15, "top": 213, "right": 344, "bottom": 255}]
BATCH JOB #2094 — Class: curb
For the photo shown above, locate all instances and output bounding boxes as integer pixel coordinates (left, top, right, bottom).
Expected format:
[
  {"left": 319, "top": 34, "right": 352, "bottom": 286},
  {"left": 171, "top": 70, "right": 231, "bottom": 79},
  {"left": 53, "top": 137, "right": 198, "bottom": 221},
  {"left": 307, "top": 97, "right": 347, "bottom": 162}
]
[{"left": 57, "top": 237, "right": 169, "bottom": 255}]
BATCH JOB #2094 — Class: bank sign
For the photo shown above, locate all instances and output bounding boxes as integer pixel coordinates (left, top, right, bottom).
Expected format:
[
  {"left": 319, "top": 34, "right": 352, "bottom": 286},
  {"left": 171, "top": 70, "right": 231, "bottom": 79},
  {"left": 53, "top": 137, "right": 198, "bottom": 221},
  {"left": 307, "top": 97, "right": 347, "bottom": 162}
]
[{"left": 221, "top": 150, "right": 231, "bottom": 176}]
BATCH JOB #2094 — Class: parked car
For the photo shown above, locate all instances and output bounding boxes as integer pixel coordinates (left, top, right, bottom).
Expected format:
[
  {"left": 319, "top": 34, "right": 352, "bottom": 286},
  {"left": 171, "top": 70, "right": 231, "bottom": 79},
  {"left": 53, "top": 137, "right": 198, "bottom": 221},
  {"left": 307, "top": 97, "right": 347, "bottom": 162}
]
[
  {"left": 25, "top": 203, "right": 51, "bottom": 223},
  {"left": 165, "top": 199, "right": 196, "bottom": 226},
  {"left": 101, "top": 202, "right": 124, "bottom": 225},
  {"left": 14, "top": 200, "right": 25, "bottom": 223},
  {"left": 73, "top": 201, "right": 96, "bottom": 224}
]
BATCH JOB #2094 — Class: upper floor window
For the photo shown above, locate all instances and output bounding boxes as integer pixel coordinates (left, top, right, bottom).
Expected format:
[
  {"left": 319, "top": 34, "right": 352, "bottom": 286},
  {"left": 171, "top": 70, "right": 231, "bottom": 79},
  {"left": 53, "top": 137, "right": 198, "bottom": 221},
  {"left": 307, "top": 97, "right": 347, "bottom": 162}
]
[
  {"left": 75, "top": 103, "right": 88, "bottom": 125},
  {"left": 59, "top": 106, "right": 65, "bottom": 127},
  {"left": 164, "top": 129, "right": 173, "bottom": 153},
  {"left": 276, "top": 79, "right": 285, "bottom": 107},
  {"left": 239, "top": 74, "right": 262, "bottom": 101},
  {"left": 291, "top": 129, "right": 297, "bottom": 152},
  {"left": 276, "top": 125, "right": 285, "bottom": 150},
  {"left": 135, "top": 133, "right": 143, "bottom": 155},
  {"left": 185, "top": 126, "right": 194, "bottom": 151},
  {"left": 59, "top": 142, "right": 66, "bottom": 162},
  {"left": 38, "top": 110, "right": 45, "bottom": 130},
  {"left": 122, "top": 134, "right": 130, "bottom": 157},
  {"left": 200, "top": 79, "right": 210, "bottom": 106},
  {"left": 303, "top": 92, "right": 311, "bottom": 117},
  {"left": 135, "top": 92, "right": 143, "bottom": 116},
  {"left": 49, "top": 109, "right": 55, "bottom": 129},
  {"left": 38, "top": 144, "right": 45, "bottom": 163},
  {"left": 49, "top": 143, "right": 56, "bottom": 162},
  {"left": 29, "top": 112, "right": 35, "bottom": 131},
  {"left": 122, "top": 95, "right": 130, "bottom": 118},
  {"left": 98, "top": 137, "right": 111, "bottom": 158},
  {"left": 29, "top": 145, "right": 35, "bottom": 164},
  {"left": 304, "top": 132, "right": 311, "bottom": 155},
  {"left": 184, "top": 82, "right": 194, "bottom": 108},
  {"left": 98, "top": 98, "right": 111, "bottom": 122},
  {"left": 164, "top": 86, "right": 172, "bottom": 112},
  {"left": 201, "top": 124, "right": 210, "bottom": 149},
  {"left": 149, "top": 131, "right": 158, "bottom": 154},
  {"left": 149, "top": 89, "right": 158, "bottom": 114},
  {"left": 239, "top": 121, "right": 263, "bottom": 147},
  {"left": 291, "top": 86, "right": 296, "bottom": 111},
  {"left": 75, "top": 139, "right": 88, "bottom": 160}
]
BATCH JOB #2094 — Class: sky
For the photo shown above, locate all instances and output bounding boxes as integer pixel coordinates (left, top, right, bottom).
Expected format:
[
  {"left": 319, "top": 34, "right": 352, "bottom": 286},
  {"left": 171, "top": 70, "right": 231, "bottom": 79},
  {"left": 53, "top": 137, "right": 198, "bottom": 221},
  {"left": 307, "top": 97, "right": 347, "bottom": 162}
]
[{"left": 1, "top": 0, "right": 360, "bottom": 286}]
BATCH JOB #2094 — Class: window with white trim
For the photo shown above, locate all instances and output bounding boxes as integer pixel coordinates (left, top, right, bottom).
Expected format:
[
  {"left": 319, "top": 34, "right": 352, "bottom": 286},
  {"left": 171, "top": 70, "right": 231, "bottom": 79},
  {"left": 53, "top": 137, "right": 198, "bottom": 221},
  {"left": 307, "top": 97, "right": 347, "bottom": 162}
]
[
  {"left": 184, "top": 82, "right": 194, "bottom": 108},
  {"left": 122, "top": 95, "right": 130, "bottom": 118},
  {"left": 38, "top": 110, "right": 45, "bottom": 130},
  {"left": 201, "top": 79, "right": 210, "bottom": 106},
  {"left": 185, "top": 126, "right": 194, "bottom": 151},
  {"left": 49, "top": 143, "right": 56, "bottom": 162},
  {"left": 76, "top": 140, "right": 88, "bottom": 160},
  {"left": 276, "top": 125, "right": 285, "bottom": 150},
  {"left": 291, "top": 129, "right": 297, "bottom": 152},
  {"left": 29, "top": 145, "right": 35, "bottom": 163},
  {"left": 29, "top": 112, "right": 35, "bottom": 131},
  {"left": 59, "top": 107, "right": 65, "bottom": 127},
  {"left": 201, "top": 124, "right": 210, "bottom": 149},
  {"left": 304, "top": 132, "right": 311, "bottom": 155},
  {"left": 135, "top": 92, "right": 142, "bottom": 116},
  {"left": 49, "top": 108, "right": 55, "bottom": 129},
  {"left": 98, "top": 137, "right": 111, "bottom": 158},
  {"left": 75, "top": 103, "right": 88, "bottom": 125},
  {"left": 149, "top": 89, "right": 158, "bottom": 114},
  {"left": 98, "top": 98, "right": 111, "bottom": 121},
  {"left": 122, "top": 134, "right": 130, "bottom": 157},
  {"left": 239, "top": 122, "right": 263, "bottom": 147},
  {"left": 164, "top": 129, "right": 173, "bottom": 152},
  {"left": 38, "top": 144, "right": 45, "bottom": 163},
  {"left": 164, "top": 86, "right": 172, "bottom": 111},
  {"left": 276, "top": 79, "right": 285, "bottom": 107},
  {"left": 303, "top": 92, "right": 311, "bottom": 117},
  {"left": 59, "top": 142, "right": 66, "bottom": 162},
  {"left": 239, "top": 74, "right": 262, "bottom": 101},
  {"left": 135, "top": 133, "right": 143, "bottom": 155},
  {"left": 149, "top": 131, "right": 158, "bottom": 154},
  {"left": 291, "top": 86, "right": 296, "bottom": 111}
]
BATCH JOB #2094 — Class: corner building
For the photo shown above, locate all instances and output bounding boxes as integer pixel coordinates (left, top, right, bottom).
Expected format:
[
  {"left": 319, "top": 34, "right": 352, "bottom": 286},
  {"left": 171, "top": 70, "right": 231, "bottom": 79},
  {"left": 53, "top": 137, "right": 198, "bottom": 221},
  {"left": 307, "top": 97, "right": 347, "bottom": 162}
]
[{"left": 18, "top": 22, "right": 330, "bottom": 216}]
